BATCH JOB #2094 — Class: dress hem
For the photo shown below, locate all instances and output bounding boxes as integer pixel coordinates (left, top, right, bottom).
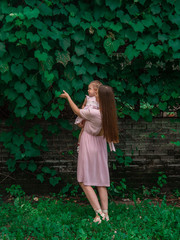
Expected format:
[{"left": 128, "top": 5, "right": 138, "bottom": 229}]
[{"left": 78, "top": 181, "right": 110, "bottom": 187}]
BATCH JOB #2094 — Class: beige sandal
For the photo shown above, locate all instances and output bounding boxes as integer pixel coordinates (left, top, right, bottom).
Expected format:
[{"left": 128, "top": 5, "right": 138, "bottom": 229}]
[
  {"left": 93, "top": 209, "right": 105, "bottom": 224},
  {"left": 102, "top": 209, "right": 109, "bottom": 221}
]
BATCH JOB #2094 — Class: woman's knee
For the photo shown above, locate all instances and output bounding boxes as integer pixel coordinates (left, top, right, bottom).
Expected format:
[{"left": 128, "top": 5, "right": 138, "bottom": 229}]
[{"left": 79, "top": 182, "right": 84, "bottom": 188}]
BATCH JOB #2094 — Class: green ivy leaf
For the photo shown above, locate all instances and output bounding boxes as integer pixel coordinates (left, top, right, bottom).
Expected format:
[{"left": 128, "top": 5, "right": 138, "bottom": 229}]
[
  {"left": 69, "top": 16, "right": 81, "bottom": 27},
  {"left": 110, "top": 23, "right": 122, "bottom": 32},
  {"left": 49, "top": 177, "right": 61, "bottom": 186},
  {"left": 81, "top": 70, "right": 92, "bottom": 81},
  {"left": 71, "top": 55, "right": 83, "bottom": 65},
  {"left": 131, "top": 86, "right": 138, "bottom": 93},
  {"left": 97, "top": 28, "right": 106, "bottom": 38},
  {"left": 150, "top": 4, "right": 161, "bottom": 14},
  {"left": 58, "top": 79, "right": 72, "bottom": 94},
  {"left": 14, "top": 107, "right": 27, "bottom": 118},
  {"left": 124, "top": 28, "right": 138, "bottom": 41},
  {"left": 1, "top": 72, "right": 12, "bottom": 83},
  {"left": 135, "top": 38, "right": 149, "bottom": 51},
  {"left": 24, "top": 58, "right": 38, "bottom": 70},
  {"left": 24, "top": 89, "right": 35, "bottom": 100},
  {"left": 38, "top": 2, "right": 52, "bottom": 16},
  {"left": 104, "top": 38, "right": 113, "bottom": 55},
  {"left": 59, "top": 37, "right": 71, "bottom": 51},
  {"left": 42, "top": 166, "right": 52, "bottom": 174},
  {"left": 147, "top": 84, "right": 160, "bottom": 95},
  {"left": 75, "top": 45, "right": 86, "bottom": 56},
  {"left": 65, "top": 4, "right": 78, "bottom": 16},
  {"left": 37, "top": 173, "right": 44, "bottom": 183},
  {"left": 161, "top": 94, "right": 170, "bottom": 101},
  {"left": 124, "top": 45, "right": 139, "bottom": 61},
  {"left": 33, "top": 134, "right": 43, "bottom": 146},
  {"left": 6, "top": 158, "right": 16, "bottom": 172},
  {"left": 4, "top": 88, "right": 18, "bottom": 101},
  {"left": 91, "top": 21, "right": 101, "bottom": 29},
  {"left": 169, "top": 39, "right": 180, "bottom": 52},
  {"left": 16, "top": 96, "right": 27, "bottom": 108},
  {"left": 173, "top": 52, "right": 180, "bottom": 59},
  {"left": 96, "top": 54, "right": 109, "bottom": 64},
  {"left": 29, "top": 106, "right": 40, "bottom": 115},
  {"left": 71, "top": 31, "right": 85, "bottom": 43},
  {"left": 44, "top": 71, "right": 54, "bottom": 82},
  {"left": 14, "top": 82, "right": 27, "bottom": 93},
  {"left": 126, "top": 4, "right": 139, "bottom": 16},
  {"left": 139, "top": 109, "right": 152, "bottom": 122},
  {"left": 24, "top": 7, "right": 40, "bottom": 19},
  {"left": 171, "top": 141, "right": 180, "bottom": 147},
  {"left": 34, "top": 50, "right": 48, "bottom": 62},
  {"left": 96, "top": 69, "right": 107, "bottom": 79},
  {"left": 28, "top": 161, "right": 37, "bottom": 172},
  {"left": 82, "top": 11, "right": 93, "bottom": 22},
  {"left": 106, "top": 0, "right": 122, "bottom": 11},
  {"left": 19, "top": 162, "right": 27, "bottom": 171},
  {"left": 25, "top": 0, "right": 36, "bottom": 7},
  {"left": 44, "top": 111, "right": 51, "bottom": 120},
  {"left": 86, "top": 63, "right": 97, "bottom": 75},
  {"left": 142, "top": 14, "right": 154, "bottom": 27},
  {"left": 139, "top": 74, "right": 151, "bottom": 84},
  {"left": 149, "top": 44, "right": 163, "bottom": 56},
  {"left": 74, "top": 90, "right": 85, "bottom": 103},
  {"left": 51, "top": 109, "right": 60, "bottom": 118},
  {"left": 13, "top": 134, "right": 25, "bottom": 147},
  {"left": 80, "top": 22, "right": 91, "bottom": 30},
  {"left": 130, "top": 111, "right": 140, "bottom": 121},
  {"left": 56, "top": 50, "right": 70, "bottom": 67},
  {"left": 131, "top": 21, "right": 144, "bottom": 32},
  {"left": 26, "top": 32, "right": 40, "bottom": 43},
  {"left": 159, "top": 102, "right": 167, "bottom": 111},
  {"left": 24, "top": 141, "right": 40, "bottom": 157},
  {"left": 138, "top": 87, "right": 144, "bottom": 95},
  {"left": 72, "top": 79, "right": 84, "bottom": 90},
  {"left": 11, "top": 64, "right": 24, "bottom": 77},
  {"left": 0, "top": 63, "right": 9, "bottom": 74},
  {"left": 74, "top": 65, "right": 86, "bottom": 75},
  {"left": 171, "top": 91, "right": 179, "bottom": 99}
]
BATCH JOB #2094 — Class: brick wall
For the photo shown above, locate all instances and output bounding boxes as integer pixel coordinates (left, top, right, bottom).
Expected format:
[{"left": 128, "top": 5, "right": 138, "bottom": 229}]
[{"left": 0, "top": 117, "right": 179, "bottom": 194}]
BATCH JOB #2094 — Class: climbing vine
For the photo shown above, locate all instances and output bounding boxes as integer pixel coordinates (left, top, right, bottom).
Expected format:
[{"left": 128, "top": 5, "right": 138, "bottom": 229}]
[{"left": 0, "top": 0, "right": 180, "bottom": 185}]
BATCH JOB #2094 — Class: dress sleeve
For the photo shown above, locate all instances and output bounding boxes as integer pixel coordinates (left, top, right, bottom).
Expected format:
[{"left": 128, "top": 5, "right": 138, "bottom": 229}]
[{"left": 80, "top": 109, "right": 93, "bottom": 120}]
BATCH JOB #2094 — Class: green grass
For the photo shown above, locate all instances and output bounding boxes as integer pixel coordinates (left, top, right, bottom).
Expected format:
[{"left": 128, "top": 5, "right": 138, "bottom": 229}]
[{"left": 0, "top": 196, "right": 179, "bottom": 240}]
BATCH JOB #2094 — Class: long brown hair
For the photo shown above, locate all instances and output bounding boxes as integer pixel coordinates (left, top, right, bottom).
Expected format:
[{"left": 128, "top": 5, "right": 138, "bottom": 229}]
[{"left": 98, "top": 85, "right": 119, "bottom": 143}]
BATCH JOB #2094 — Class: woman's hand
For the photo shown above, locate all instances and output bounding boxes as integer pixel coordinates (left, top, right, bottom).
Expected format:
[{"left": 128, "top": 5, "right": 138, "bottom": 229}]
[
  {"left": 60, "top": 90, "right": 69, "bottom": 99},
  {"left": 59, "top": 90, "right": 81, "bottom": 116}
]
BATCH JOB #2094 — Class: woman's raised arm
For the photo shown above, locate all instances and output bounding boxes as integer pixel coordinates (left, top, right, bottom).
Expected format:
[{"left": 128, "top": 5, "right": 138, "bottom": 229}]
[{"left": 60, "top": 90, "right": 81, "bottom": 117}]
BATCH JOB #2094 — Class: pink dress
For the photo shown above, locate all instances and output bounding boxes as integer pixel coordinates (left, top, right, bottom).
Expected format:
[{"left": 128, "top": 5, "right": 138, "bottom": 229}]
[{"left": 77, "top": 108, "right": 110, "bottom": 187}]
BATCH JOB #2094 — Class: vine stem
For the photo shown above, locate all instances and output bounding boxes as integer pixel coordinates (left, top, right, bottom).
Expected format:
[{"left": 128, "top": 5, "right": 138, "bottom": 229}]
[{"left": 0, "top": 173, "right": 16, "bottom": 183}]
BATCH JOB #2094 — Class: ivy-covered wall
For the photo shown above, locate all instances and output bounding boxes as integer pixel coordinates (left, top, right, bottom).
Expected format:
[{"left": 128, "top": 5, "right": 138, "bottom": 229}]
[
  {"left": 0, "top": 118, "right": 179, "bottom": 194},
  {"left": 0, "top": 0, "right": 180, "bottom": 187}
]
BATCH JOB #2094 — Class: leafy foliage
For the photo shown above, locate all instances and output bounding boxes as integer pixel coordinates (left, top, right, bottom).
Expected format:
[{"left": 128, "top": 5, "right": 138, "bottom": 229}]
[
  {"left": 0, "top": 189, "right": 179, "bottom": 239},
  {"left": 0, "top": 0, "right": 180, "bottom": 185}
]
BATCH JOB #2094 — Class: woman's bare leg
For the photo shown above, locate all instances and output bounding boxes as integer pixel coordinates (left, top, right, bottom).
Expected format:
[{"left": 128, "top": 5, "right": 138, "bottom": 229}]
[
  {"left": 79, "top": 182, "right": 101, "bottom": 211},
  {"left": 97, "top": 186, "right": 108, "bottom": 210}
]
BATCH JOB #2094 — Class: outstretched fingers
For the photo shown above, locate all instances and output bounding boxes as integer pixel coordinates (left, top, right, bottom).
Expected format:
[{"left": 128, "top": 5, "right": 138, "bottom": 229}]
[{"left": 60, "top": 90, "right": 69, "bottom": 99}]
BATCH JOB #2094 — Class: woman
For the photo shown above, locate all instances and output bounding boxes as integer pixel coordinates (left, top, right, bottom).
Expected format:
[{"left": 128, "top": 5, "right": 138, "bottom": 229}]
[{"left": 60, "top": 85, "right": 119, "bottom": 223}]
